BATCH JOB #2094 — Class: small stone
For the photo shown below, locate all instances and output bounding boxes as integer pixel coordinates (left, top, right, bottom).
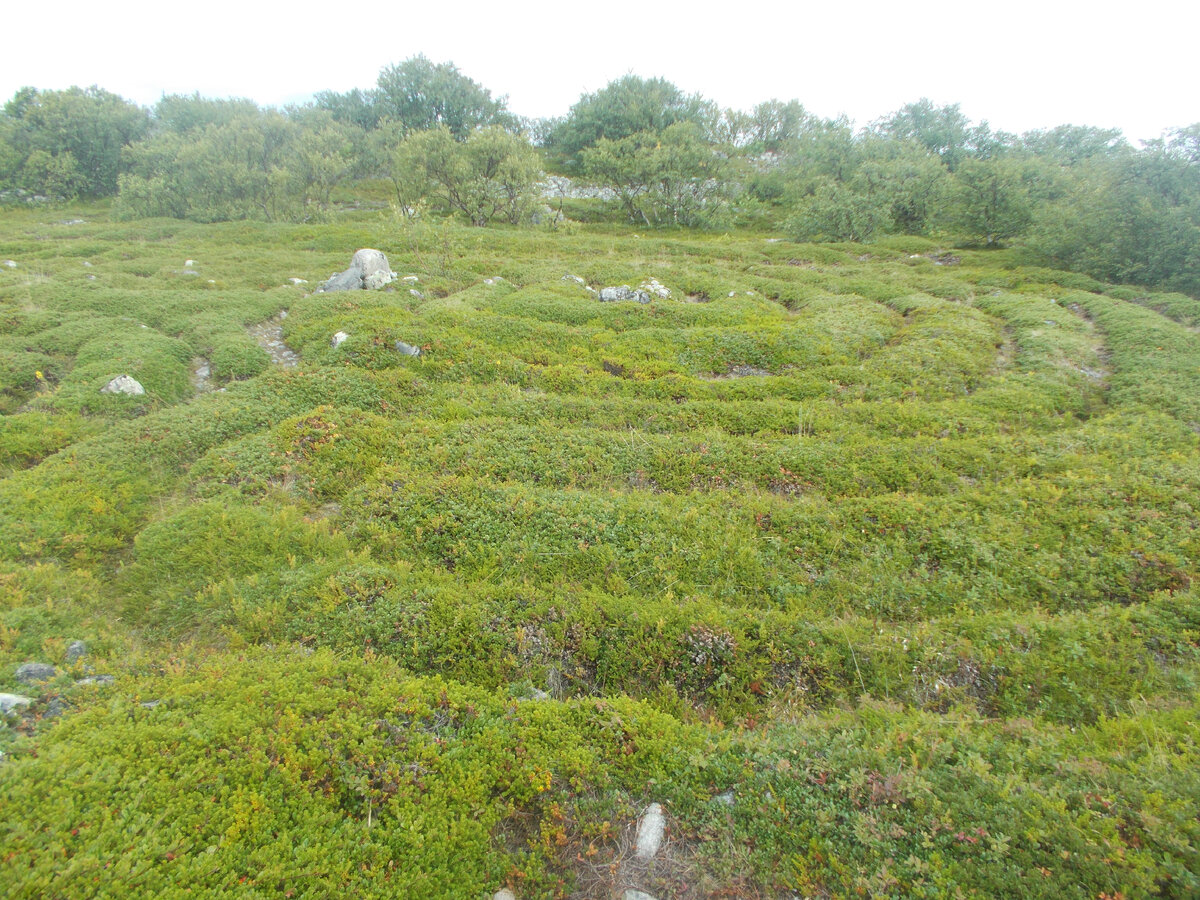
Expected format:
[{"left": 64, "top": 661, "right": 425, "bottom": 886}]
[
  {"left": 140, "top": 700, "right": 162, "bottom": 709},
  {"left": 394, "top": 341, "right": 421, "bottom": 357},
  {"left": 82, "top": 260, "right": 93, "bottom": 267},
  {"left": 634, "top": 802, "right": 666, "bottom": 859},
  {"left": 409, "top": 289, "right": 425, "bottom": 299},
  {"left": 288, "top": 277, "right": 308, "bottom": 285},
  {"left": 401, "top": 275, "right": 419, "bottom": 283},
  {"left": 623, "top": 891, "right": 658, "bottom": 900},
  {"left": 184, "top": 259, "right": 195, "bottom": 267},
  {"left": 66, "top": 640, "right": 87, "bottom": 663},
  {"left": 493, "top": 891, "right": 517, "bottom": 900},
  {"left": 75, "top": 675, "right": 115, "bottom": 686},
  {"left": 100, "top": 374, "right": 145, "bottom": 395},
  {"left": 331, "top": 332, "right": 349, "bottom": 349},
  {"left": 714, "top": 790, "right": 736, "bottom": 807},
  {"left": 4, "top": 260, "right": 17, "bottom": 268},
  {"left": 15, "top": 663, "right": 57, "bottom": 684},
  {"left": 0, "top": 693, "right": 32, "bottom": 714}
]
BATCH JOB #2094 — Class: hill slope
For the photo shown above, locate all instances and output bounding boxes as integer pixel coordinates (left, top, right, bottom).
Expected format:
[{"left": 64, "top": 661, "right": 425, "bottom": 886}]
[{"left": 0, "top": 209, "right": 1197, "bottom": 898}]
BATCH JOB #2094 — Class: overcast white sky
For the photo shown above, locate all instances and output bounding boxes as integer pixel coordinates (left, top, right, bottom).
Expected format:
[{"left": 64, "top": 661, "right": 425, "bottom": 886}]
[{"left": 2, "top": 0, "right": 1195, "bottom": 143}]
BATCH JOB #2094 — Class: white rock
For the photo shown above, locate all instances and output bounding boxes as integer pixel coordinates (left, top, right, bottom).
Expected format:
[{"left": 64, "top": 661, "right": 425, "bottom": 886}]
[
  {"left": 0, "top": 693, "right": 31, "bottom": 714},
  {"left": 623, "top": 891, "right": 658, "bottom": 900},
  {"left": 82, "top": 260, "right": 93, "bottom": 267},
  {"left": 634, "top": 802, "right": 666, "bottom": 859},
  {"left": 100, "top": 374, "right": 145, "bottom": 395},
  {"left": 331, "top": 331, "right": 349, "bottom": 349},
  {"left": 493, "top": 891, "right": 516, "bottom": 900},
  {"left": 288, "top": 278, "right": 308, "bottom": 285},
  {"left": 401, "top": 275, "right": 420, "bottom": 283},
  {"left": 184, "top": 259, "right": 195, "bottom": 267},
  {"left": 639, "top": 278, "right": 671, "bottom": 299},
  {"left": 3, "top": 260, "right": 16, "bottom": 268}
]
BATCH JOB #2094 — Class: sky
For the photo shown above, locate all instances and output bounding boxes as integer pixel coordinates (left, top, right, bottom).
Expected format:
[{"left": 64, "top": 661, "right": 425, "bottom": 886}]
[{"left": 2, "top": 0, "right": 1196, "bottom": 143}]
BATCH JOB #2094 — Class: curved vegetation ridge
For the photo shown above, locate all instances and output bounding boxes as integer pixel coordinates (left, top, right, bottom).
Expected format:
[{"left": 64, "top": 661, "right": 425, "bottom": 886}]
[{"left": 0, "top": 210, "right": 1197, "bottom": 898}]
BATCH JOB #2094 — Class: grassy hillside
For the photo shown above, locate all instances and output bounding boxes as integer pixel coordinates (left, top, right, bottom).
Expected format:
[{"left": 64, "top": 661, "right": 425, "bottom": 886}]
[{"left": 0, "top": 205, "right": 1197, "bottom": 898}]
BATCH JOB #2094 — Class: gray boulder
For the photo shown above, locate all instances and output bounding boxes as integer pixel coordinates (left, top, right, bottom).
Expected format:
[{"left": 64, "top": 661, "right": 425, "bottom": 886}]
[
  {"left": 321, "top": 249, "right": 397, "bottom": 292},
  {"left": 354, "top": 249, "right": 396, "bottom": 290},
  {"left": 15, "top": 662, "right": 56, "bottom": 684},
  {"left": 100, "top": 374, "right": 145, "bottom": 395},
  {"left": 331, "top": 331, "right": 349, "bottom": 349},
  {"left": 66, "top": 640, "right": 87, "bottom": 663},
  {"left": 0, "top": 693, "right": 31, "bottom": 714},
  {"left": 321, "top": 268, "right": 364, "bottom": 292},
  {"left": 599, "top": 285, "right": 652, "bottom": 304}
]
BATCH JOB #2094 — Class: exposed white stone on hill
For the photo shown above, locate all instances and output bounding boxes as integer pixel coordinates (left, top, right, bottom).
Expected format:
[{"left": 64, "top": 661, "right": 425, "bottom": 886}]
[
  {"left": 634, "top": 802, "right": 666, "bottom": 858},
  {"left": 100, "top": 375, "right": 145, "bottom": 395}
]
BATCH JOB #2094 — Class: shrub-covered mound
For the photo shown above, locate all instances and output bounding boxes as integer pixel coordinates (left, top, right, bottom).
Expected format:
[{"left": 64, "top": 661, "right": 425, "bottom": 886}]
[{"left": 0, "top": 211, "right": 1197, "bottom": 897}]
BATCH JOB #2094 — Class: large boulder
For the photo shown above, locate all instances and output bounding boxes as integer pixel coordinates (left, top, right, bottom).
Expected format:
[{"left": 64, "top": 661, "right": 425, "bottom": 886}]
[
  {"left": 353, "top": 249, "right": 396, "bottom": 290},
  {"left": 320, "top": 249, "right": 397, "bottom": 292}
]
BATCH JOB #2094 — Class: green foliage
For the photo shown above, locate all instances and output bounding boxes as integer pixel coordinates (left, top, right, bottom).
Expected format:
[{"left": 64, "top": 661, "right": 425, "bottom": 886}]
[
  {"left": 581, "top": 122, "right": 733, "bottom": 227},
  {"left": 392, "top": 125, "right": 544, "bottom": 226},
  {"left": 0, "top": 86, "right": 149, "bottom": 199},
  {"left": 1, "top": 193, "right": 1198, "bottom": 897},
  {"left": 1031, "top": 132, "right": 1200, "bottom": 294},
  {"left": 375, "top": 55, "right": 513, "bottom": 139},
  {"left": 115, "top": 109, "right": 361, "bottom": 223},
  {"left": 546, "top": 75, "right": 715, "bottom": 167}
]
